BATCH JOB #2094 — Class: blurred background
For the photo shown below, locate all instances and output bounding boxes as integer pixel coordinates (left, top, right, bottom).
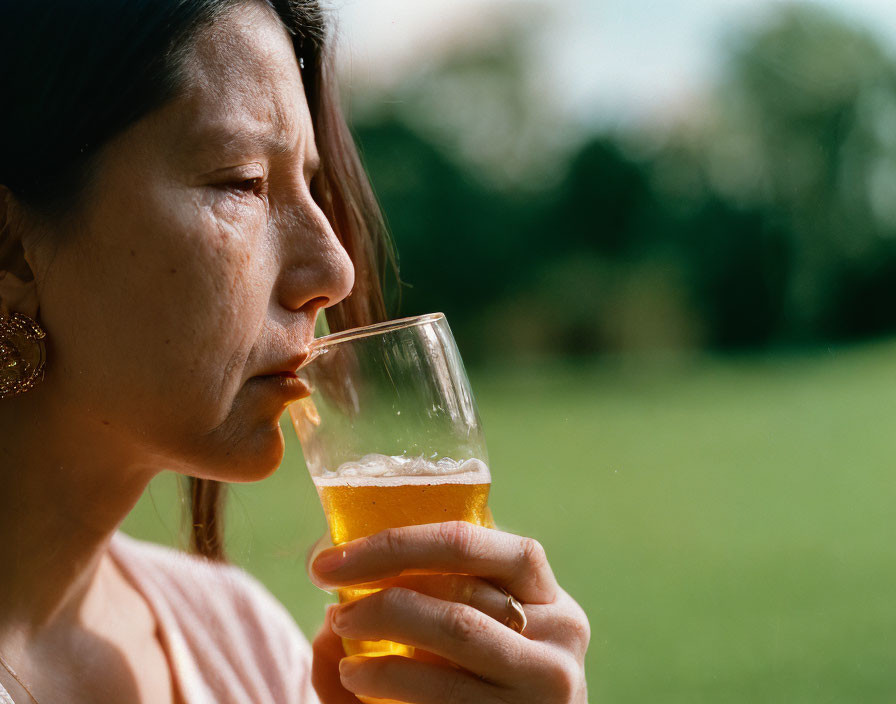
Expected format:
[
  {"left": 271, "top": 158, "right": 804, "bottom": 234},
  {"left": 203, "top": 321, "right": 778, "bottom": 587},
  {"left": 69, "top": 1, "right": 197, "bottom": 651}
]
[{"left": 125, "top": 1, "right": 896, "bottom": 701}]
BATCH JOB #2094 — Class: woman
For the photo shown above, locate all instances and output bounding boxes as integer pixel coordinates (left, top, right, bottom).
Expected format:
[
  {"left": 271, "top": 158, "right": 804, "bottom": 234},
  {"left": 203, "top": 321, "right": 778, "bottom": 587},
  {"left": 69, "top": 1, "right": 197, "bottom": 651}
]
[{"left": 0, "top": 1, "right": 590, "bottom": 702}]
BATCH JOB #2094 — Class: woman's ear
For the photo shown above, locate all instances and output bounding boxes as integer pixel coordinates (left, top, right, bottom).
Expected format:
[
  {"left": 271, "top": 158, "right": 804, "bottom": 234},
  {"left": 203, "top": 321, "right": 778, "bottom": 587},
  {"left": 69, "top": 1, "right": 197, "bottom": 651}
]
[{"left": 0, "top": 187, "right": 39, "bottom": 319}]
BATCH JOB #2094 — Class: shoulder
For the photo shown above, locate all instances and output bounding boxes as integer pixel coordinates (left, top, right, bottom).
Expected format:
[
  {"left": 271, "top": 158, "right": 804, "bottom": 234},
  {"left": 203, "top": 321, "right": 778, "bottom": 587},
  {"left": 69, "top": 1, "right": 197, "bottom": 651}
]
[{"left": 110, "top": 532, "right": 314, "bottom": 701}]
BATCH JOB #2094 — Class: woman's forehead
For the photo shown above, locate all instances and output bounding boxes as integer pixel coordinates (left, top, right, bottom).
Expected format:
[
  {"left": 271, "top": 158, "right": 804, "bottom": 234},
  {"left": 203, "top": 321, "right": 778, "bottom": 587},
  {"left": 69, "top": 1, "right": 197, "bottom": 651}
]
[{"left": 158, "top": 2, "right": 315, "bottom": 165}]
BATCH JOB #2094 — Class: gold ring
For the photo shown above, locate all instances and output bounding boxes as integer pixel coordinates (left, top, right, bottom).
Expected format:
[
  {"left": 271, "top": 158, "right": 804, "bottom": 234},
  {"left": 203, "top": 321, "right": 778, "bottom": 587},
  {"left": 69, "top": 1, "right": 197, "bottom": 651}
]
[{"left": 502, "top": 590, "right": 527, "bottom": 635}]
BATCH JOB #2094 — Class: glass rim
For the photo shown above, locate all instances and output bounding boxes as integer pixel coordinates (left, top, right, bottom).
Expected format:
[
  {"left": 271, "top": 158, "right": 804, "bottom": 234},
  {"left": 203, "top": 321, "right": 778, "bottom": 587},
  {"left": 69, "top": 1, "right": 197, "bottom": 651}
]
[{"left": 309, "top": 312, "right": 445, "bottom": 350}]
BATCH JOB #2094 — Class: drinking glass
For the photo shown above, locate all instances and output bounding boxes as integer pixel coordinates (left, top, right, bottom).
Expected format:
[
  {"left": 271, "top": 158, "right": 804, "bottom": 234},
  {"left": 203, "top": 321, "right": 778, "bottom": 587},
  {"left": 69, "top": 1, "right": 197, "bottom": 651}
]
[{"left": 288, "top": 312, "right": 492, "bottom": 660}]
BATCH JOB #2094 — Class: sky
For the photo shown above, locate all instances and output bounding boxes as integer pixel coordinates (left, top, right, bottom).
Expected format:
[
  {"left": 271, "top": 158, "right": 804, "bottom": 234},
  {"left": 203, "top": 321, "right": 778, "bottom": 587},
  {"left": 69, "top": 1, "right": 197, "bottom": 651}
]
[{"left": 331, "top": 0, "right": 896, "bottom": 129}]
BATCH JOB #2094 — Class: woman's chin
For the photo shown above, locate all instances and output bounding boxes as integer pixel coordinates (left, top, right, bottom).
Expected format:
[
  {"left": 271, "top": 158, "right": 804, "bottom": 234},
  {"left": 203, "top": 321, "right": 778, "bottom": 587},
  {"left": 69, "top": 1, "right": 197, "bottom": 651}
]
[{"left": 184, "top": 422, "right": 287, "bottom": 483}]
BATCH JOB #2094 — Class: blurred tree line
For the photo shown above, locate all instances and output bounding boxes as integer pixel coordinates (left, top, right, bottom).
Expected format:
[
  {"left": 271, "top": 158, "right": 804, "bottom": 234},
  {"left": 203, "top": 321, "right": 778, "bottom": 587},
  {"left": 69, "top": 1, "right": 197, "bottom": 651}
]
[{"left": 348, "top": 4, "right": 896, "bottom": 362}]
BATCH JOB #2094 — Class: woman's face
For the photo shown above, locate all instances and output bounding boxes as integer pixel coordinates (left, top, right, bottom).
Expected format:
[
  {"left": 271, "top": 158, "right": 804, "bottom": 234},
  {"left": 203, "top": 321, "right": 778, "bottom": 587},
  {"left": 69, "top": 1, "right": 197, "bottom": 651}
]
[{"left": 29, "top": 2, "right": 354, "bottom": 480}]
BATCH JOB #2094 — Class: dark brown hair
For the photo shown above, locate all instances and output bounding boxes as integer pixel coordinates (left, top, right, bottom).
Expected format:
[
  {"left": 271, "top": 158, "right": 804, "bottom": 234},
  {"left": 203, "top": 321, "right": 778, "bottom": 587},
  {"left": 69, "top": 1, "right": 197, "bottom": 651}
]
[{"left": 0, "top": 0, "right": 396, "bottom": 561}]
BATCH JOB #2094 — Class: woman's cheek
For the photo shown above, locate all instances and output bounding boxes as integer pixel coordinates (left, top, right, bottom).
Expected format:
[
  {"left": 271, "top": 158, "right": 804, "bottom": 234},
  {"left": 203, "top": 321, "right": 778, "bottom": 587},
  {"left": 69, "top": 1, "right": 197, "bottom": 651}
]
[
  {"left": 176, "top": 204, "right": 271, "bottom": 384},
  {"left": 205, "top": 199, "right": 272, "bottom": 317},
  {"left": 207, "top": 187, "right": 270, "bottom": 238}
]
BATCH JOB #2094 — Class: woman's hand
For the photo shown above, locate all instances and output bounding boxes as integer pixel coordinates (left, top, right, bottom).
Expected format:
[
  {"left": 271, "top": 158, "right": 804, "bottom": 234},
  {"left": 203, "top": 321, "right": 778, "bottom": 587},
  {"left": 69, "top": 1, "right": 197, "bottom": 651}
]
[{"left": 308, "top": 521, "right": 590, "bottom": 703}]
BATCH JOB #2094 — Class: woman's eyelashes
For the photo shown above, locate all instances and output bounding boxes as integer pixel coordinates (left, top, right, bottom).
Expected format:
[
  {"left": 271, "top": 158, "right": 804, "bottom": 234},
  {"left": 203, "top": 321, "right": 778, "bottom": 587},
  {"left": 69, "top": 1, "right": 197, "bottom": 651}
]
[
  {"left": 229, "top": 177, "right": 264, "bottom": 194},
  {"left": 213, "top": 175, "right": 268, "bottom": 204},
  {"left": 208, "top": 162, "right": 315, "bottom": 204},
  {"left": 204, "top": 161, "right": 267, "bottom": 195}
]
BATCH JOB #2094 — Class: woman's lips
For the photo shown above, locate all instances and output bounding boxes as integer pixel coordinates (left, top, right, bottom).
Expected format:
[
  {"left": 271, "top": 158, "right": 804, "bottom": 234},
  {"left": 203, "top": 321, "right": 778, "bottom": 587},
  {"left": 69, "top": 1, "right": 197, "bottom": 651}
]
[{"left": 252, "top": 372, "right": 311, "bottom": 399}]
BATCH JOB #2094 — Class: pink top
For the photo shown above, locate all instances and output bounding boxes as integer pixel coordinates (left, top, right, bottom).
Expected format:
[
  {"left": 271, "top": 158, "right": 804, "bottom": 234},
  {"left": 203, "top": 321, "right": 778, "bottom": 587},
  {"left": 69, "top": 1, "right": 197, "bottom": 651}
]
[{"left": 0, "top": 532, "right": 320, "bottom": 704}]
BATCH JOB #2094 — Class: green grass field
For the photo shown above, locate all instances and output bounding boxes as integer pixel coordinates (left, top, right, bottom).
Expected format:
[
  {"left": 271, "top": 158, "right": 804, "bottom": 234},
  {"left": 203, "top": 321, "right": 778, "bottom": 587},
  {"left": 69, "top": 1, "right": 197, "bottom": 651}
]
[{"left": 122, "top": 341, "right": 896, "bottom": 702}]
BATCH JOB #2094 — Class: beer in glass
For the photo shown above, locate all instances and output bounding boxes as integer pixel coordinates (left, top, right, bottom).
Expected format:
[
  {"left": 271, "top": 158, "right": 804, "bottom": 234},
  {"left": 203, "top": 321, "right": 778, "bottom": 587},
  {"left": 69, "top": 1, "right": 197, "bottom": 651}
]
[{"left": 289, "top": 313, "right": 492, "bottom": 659}]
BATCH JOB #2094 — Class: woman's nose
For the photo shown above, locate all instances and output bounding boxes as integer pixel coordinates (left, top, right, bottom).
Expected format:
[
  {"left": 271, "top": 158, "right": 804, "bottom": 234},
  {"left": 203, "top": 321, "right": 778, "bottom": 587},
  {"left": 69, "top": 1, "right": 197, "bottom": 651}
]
[{"left": 275, "top": 201, "right": 355, "bottom": 314}]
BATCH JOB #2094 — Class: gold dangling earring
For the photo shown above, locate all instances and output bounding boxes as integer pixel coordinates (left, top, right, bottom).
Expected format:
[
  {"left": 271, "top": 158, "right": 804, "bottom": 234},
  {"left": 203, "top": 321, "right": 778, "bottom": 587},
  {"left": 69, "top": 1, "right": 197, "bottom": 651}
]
[{"left": 0, "top": 312, "right": 47, "bottom": 399}]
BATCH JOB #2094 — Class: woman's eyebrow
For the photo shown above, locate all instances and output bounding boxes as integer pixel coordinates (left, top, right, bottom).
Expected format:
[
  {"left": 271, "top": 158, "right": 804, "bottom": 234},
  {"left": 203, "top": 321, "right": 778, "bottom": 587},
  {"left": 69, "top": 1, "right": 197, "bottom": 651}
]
[
  {"left": 179, "top": 121, "right": 322, "bottom": 178},
  {"left": 185, "top": 125, "right": 291, "bottom": 160},
  {"left": 182, "top": 123, "right": 298, "bottom": 162}
]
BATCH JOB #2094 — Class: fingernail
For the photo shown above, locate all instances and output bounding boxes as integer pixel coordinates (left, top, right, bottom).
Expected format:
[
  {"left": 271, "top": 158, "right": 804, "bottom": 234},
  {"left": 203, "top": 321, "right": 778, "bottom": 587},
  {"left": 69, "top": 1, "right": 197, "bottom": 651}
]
[
  {"left": 339, "top": 656, "right": 363, "bottom": 681},
  {"left": 330, "top": 604, "right": 345, "bottom": 630},
  {"left": 313, "top": 548, "right": 348, "bottom": 573}
]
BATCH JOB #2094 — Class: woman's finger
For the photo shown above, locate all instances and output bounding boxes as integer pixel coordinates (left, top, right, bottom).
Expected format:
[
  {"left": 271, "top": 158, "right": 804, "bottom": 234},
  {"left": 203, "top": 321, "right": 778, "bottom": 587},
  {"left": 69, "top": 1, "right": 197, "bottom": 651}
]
[
  {"left": 312, "top": 521, "right": 559, "bottom": 604},
  {"left": 311, "top": 605, "right": 363, "bottom": 704},
  {"left": 359, "top": 574, "right": 524, "bottom": 632},
  {"left": 331, "top": 587, "right": 554, "bottom": 685},
  {"left": 306, "top": 533, "right": 338, "bottom": 592},
  {"left": 371, "top": 576, "right": 589, "bottom": 659},
  {"left": 338, "top": 654, "right": 507, "bottom": 704},
  {"left": 517, "top": 592, "right": 591, "bottom": 659}
]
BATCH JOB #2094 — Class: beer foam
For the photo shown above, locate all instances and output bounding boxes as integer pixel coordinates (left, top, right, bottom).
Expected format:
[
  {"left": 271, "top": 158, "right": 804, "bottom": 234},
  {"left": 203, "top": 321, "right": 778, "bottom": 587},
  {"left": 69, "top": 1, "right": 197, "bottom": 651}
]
[{"left": 313, "top": 453, "right": 490, "bottom": 487}]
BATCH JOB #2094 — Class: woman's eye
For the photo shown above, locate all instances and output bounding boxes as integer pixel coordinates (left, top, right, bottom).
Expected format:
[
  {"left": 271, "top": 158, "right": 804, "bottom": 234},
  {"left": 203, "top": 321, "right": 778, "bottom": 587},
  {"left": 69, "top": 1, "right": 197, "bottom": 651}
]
[{"left": 229, "top": 177, "right": 262, "bottom": 193}]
